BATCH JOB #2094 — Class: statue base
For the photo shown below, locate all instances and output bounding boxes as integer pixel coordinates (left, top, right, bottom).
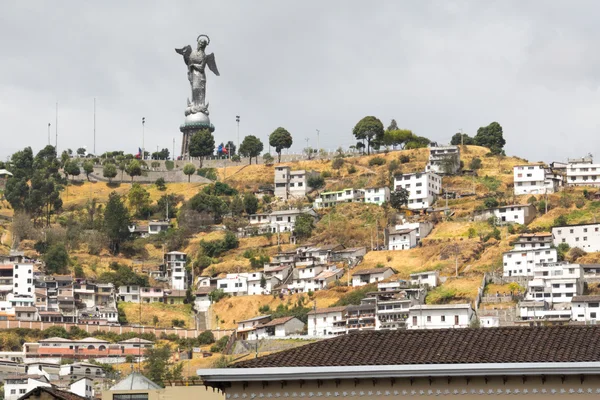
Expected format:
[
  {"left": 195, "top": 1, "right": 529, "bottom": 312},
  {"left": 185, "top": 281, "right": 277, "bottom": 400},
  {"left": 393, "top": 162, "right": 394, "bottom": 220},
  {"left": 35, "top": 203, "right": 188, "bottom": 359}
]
[{"left": 179, "top": 114, "right": 215, "bottom": 159}]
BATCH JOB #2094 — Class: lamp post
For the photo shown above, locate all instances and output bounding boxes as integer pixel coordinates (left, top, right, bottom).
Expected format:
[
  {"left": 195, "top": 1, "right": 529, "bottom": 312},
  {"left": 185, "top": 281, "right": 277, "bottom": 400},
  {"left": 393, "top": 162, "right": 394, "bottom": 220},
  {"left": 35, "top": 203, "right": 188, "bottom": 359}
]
[
  {"left": 142, "top": 117, "right": 146, "bottom": 160},
  {"left": 47, "top": 123, "right": 51, "bottom": 145},
  {"left": 316, "top": 129, "right": 320, "bottom": 153},
  {"left": 236, "top": 115, "right": 240, "bottom": 152}
]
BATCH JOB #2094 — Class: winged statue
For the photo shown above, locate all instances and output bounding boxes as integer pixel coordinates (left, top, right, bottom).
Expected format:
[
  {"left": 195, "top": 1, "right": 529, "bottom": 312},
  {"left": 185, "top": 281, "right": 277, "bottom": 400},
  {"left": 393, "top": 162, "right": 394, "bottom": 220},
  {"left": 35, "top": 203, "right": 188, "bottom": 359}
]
[{"left": 175, "top": 34, "right": 219, "bottom": 116}]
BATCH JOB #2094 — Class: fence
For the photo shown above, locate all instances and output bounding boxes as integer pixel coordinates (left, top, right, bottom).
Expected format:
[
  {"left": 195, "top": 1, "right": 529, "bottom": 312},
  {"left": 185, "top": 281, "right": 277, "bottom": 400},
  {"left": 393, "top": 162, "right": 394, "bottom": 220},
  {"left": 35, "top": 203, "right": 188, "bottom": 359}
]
[{"left": 0, "top": 320, "right": 234, "bottom": 340}]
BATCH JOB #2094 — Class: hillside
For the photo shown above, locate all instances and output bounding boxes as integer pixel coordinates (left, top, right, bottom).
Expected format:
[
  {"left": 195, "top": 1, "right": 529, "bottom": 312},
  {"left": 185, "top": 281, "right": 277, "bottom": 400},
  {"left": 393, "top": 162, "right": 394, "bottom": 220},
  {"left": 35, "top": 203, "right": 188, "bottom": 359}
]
[{"left": 2, "top": 144, "right": 600, "bottom": 328}]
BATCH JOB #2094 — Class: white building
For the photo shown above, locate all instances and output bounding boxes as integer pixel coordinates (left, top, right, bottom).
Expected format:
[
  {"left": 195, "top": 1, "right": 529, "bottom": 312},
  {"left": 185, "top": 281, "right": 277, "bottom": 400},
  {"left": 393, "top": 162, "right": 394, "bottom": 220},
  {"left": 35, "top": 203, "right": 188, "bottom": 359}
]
[
  {"left": 512, "top": 233, "right": 553, "bottom": 250},
  {"left": 247, "top": 272, "right": 278, "bottom": 295},
  {"left": 552, "top": 223, "right": 600, "bottom": 252},
  {"left": 385, "top": 227, "right": 417, "bottom": 250},
  {"left": 247, "top": 208, "right": 318, "bottom": 234},
  {"left": 13, "top": 263, "right": 34, "bottom": 296},
  {"left": 314, "top": 188, "right": 365, "bottom": 209},
  {"left": 393, "top": 172, "right": 442, "bottom": 210},
  {"left": 194, "top": 287, "right": 212, "bottom": 312},
  {"left": 503, "top": 248, "right": 558, "bottom": 277},
  {"left": 274, "top": 166, "right": 315, "bottom": 200},
  {"left": 479, "top": 315, "right": 500, "bottom": 328},
  {"left": 217, "top": 273, "right": 249, "bottom": 296},
  {"left": 409, "top": 271, "right": 439, "bottom": 288},
  {"left": 4, "top": 375, "right": 51, "bottom": 400},
  {"left": 352, "top": 267, "right": 395, "bottom": 287},
  {"left": 426, "top": 145, "right": 461, "bottom": 175},
  {"left": 164, "top": 251, "right": 187, "bottom": 290},
  {"left": 363, "top": 187, "right": 391, "bottom": 205},
  {"left": 148, "top": 220, "right": 170, "bottom": 235},
  {"left": 473, "top": 204, "right": 537, "bottom": 226},
  {"left": 566, "top": 157, "right": 600, "bottom": 187},
  {"left": 117, "top": 285, "right": 140, "bottom": 302},
  {"left": 571, "top": 295, "right": 600, "bottom": 323},
  {"left": 237, "top": 315, "right": 272, "bottom": 340},
  {"left": 307, "top": 306, "right": 347, "bottom": 336},
  {"left": 69, "top": 376, "right": 94, "bottom": 399},
  {"left": 253, "top": 316, "right": 305, "bottom": 339},
  {"left": 517, "top": 300, "right": 571, "bottom": 321},
  {"left": 513, "top": 164, "right": 559, "bottom": 195},
  {"left": 407, "top": 304, "right": 474, "bottom": 329},
  {"left": 525, "top": 262, "right": 584, "bottom": 304}
]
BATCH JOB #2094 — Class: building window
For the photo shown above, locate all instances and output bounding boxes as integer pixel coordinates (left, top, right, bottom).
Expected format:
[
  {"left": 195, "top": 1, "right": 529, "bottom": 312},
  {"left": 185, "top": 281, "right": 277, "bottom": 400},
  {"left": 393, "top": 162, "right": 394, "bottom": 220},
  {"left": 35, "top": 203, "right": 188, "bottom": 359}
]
[
  {"left": 412, "top": 316, "right": 417, "bottom": 326},
  {"left": 426, "top": 316, "right": 431, "bottom": 322},
  {"left": 441, "top": 315, "right": 446, "bottom": 322}
]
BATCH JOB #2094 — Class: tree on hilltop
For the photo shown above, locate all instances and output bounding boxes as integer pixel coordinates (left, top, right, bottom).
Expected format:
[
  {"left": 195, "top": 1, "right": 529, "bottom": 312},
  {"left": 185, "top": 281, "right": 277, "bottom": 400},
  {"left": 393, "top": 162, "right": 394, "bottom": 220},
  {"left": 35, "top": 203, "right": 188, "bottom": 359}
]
[
  {"left": 474, "top": 122, "right": 505, "bottom": 155},
  {"left": 352, "top": 116, "right": 384, "bottom": 155},
  {"left": 189, "top": 129, "right": 215, "bottom": 167},
  {"left": 239, "top": 135, "right": 264, "bottom": 165},
  {"left": 269, "top": 127, "right": 293, "bottom": 162}
]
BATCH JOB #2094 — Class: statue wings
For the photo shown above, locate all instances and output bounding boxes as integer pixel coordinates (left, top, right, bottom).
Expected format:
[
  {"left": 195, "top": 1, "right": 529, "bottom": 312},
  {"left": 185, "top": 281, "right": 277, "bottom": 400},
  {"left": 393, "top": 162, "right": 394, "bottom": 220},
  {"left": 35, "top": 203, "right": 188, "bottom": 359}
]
[
  {"left": 175, "top": 45, "right": 192, "bottom": 65},
  {"left": 206, "top": 53, "right": 220, "bottom": 76}
]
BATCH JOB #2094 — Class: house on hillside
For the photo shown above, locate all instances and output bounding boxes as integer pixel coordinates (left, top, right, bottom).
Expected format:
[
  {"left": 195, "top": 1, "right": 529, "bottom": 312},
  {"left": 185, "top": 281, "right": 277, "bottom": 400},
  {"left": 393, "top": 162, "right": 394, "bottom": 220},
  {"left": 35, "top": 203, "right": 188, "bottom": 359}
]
[
  {"left": 503, "top": 247, "right": 558, "bottom": 277},
  {"left": 385, "top": 227, "right": 417, "bottom": 250},
  {"left": 352, "top": 268, "right": 395, "bottom": 287},
  {"left": 307, "top": 306, "right": 347, "bottom": 336},
  {"left": 571, "top": 295, "right": 600, "bottom": 323},
  {"left": 274, "top": 166, "right": 317, "bottom": 200},
  {"left": 513, "top": 164, "right": 560, "bottom": 195},
  {"left": 525, "top": 262, "right": 584, "bottom": 304},
  {"left": 512, "top": 232, "right": 553, "bottom": 250},
  {"left": 472, "top": 204, "right": 536, "bottom": 225},
  {"left": 164, "top": 251, "right": 188, "bottom": 290},
  {"left": 407, "top": 304, "right": 474, "bottom": 329},
  {"left": 237, "top": 315, "right": 272, "bottom": 340},
  {"left": 393, "top": 171, "right": 442, "bottom": 210},
  {"left": 313, "top": 188, "right": 365, "bottom": 208},
  {"left": 409, "top": 270, "right": 439, "bottom": 288},
  {"left": 552, "top": 222, "right": 600, "bottom": 252},
  {"left": 4, "top": 375, "right": 52, "bottom": 400},
  {"left": 426, "top": 144, "right": 460, "bottom": 175},
  {"left": 363, "top": 187, "right": 391, "bottom": 205},
  {"left": 253, "top": 316, "right": 305, "bottom": 339},
  {"left": 566, "top": 156, "right": 600, "bottom": 187}
]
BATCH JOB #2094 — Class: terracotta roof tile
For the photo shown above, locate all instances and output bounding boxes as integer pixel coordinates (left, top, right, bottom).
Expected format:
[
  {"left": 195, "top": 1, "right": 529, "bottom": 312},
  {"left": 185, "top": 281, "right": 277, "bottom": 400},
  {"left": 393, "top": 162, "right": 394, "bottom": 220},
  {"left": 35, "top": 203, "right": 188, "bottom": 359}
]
[{"left": 231, "top": 326, "right": 600, "bottom": 368}]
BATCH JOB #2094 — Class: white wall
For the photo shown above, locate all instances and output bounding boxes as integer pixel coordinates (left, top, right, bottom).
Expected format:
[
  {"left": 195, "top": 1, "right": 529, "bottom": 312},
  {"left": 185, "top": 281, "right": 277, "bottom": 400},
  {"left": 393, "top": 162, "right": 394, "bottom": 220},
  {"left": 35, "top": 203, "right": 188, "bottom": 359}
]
[
  {"left": 13, "top": 263, "right": 34, "bottom": 296},
  {"left": 388, "top": 230, "right": 417, "bottom": 250},
  {"left": 407, "top": 306, "right": 473, "bottom": 329},
  {"left": 503, "top": 248, "right": 558, "bottom": 277},
  {"left": 364, "top": 187, "right": 390, "bottom": 205},
  {"left": 566, "top": 162, "right": 600, "bottom": 187},
  {"left": 552, "top": 224, "right": 600, "bottom": 252},
  {"left": 394, "top": 172, "right": 441, "bottom": 210},
  {"left": 308, "top": 310, "right": 345, "bottom": 336},
  {"left": 572, "top": 301, "right": 600, "bottom": 322}
]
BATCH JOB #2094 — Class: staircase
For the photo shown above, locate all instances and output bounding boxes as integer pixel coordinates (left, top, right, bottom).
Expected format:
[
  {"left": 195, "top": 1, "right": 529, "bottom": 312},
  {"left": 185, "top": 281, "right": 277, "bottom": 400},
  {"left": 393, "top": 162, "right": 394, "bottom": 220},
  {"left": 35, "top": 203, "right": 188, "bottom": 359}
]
[{"left": 196, "top": 311, "right": 208, "bottom": 330}]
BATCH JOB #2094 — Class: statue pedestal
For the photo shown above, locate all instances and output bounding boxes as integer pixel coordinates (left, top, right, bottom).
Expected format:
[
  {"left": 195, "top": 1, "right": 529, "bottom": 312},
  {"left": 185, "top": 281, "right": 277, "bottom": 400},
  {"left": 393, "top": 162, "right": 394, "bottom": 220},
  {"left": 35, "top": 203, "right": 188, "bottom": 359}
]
[{"left": 179, "top": 114, "right": 215, "bottom": 159}]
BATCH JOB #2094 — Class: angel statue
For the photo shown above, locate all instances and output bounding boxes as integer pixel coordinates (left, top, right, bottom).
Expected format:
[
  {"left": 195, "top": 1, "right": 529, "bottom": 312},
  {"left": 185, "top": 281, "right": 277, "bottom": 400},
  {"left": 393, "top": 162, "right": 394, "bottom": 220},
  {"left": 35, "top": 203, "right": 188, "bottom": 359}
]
[{"left": 175, "top": 34, "right": 219, "bottom": 117}]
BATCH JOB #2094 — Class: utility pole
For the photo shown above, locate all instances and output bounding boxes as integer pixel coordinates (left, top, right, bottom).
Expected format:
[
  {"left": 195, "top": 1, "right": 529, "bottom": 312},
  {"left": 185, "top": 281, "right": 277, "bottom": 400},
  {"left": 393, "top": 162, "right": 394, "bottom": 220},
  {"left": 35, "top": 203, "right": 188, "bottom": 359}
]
[
  {"left": 305, "top": 137, "right": 309, "bottom": 159},
  {"left": 460, "top": 128, "right": 463, "bottom": 146},
  {"left": 93, "top": 98, "right": 96, "bottom": 155},
  {"left": 236, "top": 115, "right": 240, "bottom": 152},
  {"left": 316, "top": 129, "right": 320, "bottom": 152},
  {"left": 172, "top": 138, "right": 175, "bottom": 161},
  {"left": 55, "top": 102, "right": 58, "bottom": 152},
  {"left": 141, "top": 117, "right": 146, "bottom": 160},
  {"left": 47, "top": 123, "right": 51, "bottom": 145},
  {"left": 313, "top": 299, "right": 317, "bottom": 336}
]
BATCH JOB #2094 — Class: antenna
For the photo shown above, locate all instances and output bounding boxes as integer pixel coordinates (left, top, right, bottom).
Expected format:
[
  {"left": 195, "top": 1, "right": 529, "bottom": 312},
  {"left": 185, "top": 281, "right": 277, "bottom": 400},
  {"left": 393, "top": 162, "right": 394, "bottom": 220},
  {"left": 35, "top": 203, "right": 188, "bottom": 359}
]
[
  {"left": 55, "top": 102, "right": 58, "bottom": 152},
  {"left": 93, "top": 98, "right": 96, "bottom": 155}
]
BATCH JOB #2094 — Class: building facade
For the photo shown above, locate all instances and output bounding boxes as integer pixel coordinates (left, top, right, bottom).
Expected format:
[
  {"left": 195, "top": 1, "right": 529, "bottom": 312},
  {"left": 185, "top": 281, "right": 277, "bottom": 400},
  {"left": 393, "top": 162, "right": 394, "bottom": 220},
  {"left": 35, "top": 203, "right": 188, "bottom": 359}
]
[
  {"left": 552, "top": 223, "right": 600, "bottom": 252},
  {"left": 393, "top": 172, "right": 442, "bottom": 210}
]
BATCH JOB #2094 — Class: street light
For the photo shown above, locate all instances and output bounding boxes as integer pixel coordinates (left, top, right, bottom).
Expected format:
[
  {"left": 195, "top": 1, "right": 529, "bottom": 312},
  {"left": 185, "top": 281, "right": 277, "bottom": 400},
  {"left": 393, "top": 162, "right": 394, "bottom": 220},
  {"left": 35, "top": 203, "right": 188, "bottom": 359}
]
[
  {"left": 316, "top": 129, "right": 320, "bottom": 153},
  {"left": 142, "top": 117, "right": 146, "bottom": 160},
  {"left": 236, "top": 115, "right": 240, "bottom": 152}
]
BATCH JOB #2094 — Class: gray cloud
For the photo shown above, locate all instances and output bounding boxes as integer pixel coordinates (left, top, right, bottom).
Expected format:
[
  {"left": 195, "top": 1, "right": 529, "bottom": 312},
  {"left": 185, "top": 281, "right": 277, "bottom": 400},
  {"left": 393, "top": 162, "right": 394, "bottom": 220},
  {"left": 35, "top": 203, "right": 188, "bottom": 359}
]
[{"left": 2, "top": 0, "right": 600, "bottom": 162}]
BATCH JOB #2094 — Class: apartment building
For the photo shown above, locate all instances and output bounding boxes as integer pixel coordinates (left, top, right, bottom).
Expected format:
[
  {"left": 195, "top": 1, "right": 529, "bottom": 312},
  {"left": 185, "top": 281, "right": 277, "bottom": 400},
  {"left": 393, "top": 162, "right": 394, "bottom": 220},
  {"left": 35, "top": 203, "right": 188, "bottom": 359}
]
[
  {"left": 351, "top": 267, "right": 395, "bottom": 287},
  {"left": 512, "top": 233, "right": 553, "bottom": 250},
  {"left": 503, "top": 247, "right": 558, "bottom": 277},
  {"left": 393, "top": 171, "right": 442, "bottom": 210},
  {"left": 313, "top": 188, "right": 364, "bottom": 208},
  {"left": 307, "top": 306, "right": 347, "bottom": 336},
  {"left": 247, "top": 208, "right": 318, "bottom": 234},
  {"left": 409, "top": 270, "right": 440, "bottom": 288},
  {"left": 525, "top": 262, "right": 584, "bottom": 305},
  {"left": 571, "top": 295, "right": 600, "bottom": 322},
  {"left": 385, "top": 227, "right": 417, "bottom": 250},
  {"left": 552, "top": 223, "right": 600, "bottom": 252},
  {"left": 566, "top": 157, "right": 600, "bottom": 187},
  {"left": 407, "top": 304, "right": 474, "bottom": 329},
  {"left": 426, "top": 144, "right": 460, "bottom": 175},
  {"left": 164, "top": 251, "right": 187, "bottom": 290},
  {"left": 513, "top": 164, "right": 560, "bottom": 195},
  {"left": 363, "top": 187, "right": 391, "bottom": 205},
  {"left": 472, "top": 204, "right": 536, "bottom": 225},
  {"left": 274, "top": 166, "right": 316, "bottom": 199}
]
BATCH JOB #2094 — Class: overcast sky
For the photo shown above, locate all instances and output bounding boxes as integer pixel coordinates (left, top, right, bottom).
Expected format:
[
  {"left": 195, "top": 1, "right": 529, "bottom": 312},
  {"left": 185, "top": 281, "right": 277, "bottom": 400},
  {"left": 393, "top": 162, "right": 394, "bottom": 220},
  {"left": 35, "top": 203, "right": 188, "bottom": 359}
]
[{"left": 1, "top": 1, "right": 600, "bottom": 162}]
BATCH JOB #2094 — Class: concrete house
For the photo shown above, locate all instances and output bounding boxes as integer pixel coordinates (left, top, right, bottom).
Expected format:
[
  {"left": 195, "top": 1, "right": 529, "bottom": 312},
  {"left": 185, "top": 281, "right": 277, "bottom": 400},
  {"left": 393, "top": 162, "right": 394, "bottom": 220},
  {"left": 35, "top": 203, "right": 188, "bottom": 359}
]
[
  {"left": 552, "top": 223, "right": 600, "bottom": 252},
  {"left": 393, "top": 171, "right": 442, "bottom": 210},
  {"left": 426, "top": 144, "right": 461, "bottom": 175},
  {"left": 237, "top": 315, "right": 271, "bottom": 340},
  {"left": 274, "top": 166, "right": 316, "bottom": 200},
  {"left": 472, "top": 204, "right": 536, "bottom": 225},
  {"left": 407, "top": 304, "right": 474, "bottom": 329},
  {"left": 307, "top": 306, "right": 347, "bottom": 336},
  {"left": 571, "top": 295, "right": 600, "bottom": 323},
  {"left": 164, "top": 251, "right": 188, "bottom": 290},
  {"left": 314, "top": 188, "right": 364, "bottom": 208},
  {"left": 409, "top": 270, "right": 440, "bottom": 288},
  {"left": 513, "top": 164, "right": 559, "bottom": 195},
  {"left": 352, "top": 268, "right": 395, "bottom": 287},
  {"left": 385, "top": 227, "right": 417, "bottom": 250},
  {"left": 566, "top": 156, "right": 600, "bottom": 187},
  {"left": 503, "top": 247, "right": 558, "bottom": 277},
  {"left": 363, "top": 187, "right": 391, "bottom": 205},
  {"left": 254, "top": 316, "right": 305, "bottom": 339},
  {"left": 525, "top": 262, "right": 584, "bottom": 304}
]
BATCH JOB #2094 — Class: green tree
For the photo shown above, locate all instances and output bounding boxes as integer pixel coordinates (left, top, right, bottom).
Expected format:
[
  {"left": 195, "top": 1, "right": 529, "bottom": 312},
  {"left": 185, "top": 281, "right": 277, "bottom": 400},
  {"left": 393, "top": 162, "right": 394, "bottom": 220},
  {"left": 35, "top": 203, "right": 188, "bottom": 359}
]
[
  {"left": 263, "top": 153, "right": 274, "bottom": 165},
  {"left": 28, "top": 145, "right": 64, "bottom": 226},
  {"left": 230, "top": 195, "right": 244, "bottom": 216},
  {"left": 352, "top": 116, "right": 384, "bottom": 155},
  {"left": 82, "top": 161, "right": 94, "bottom": 181},
  {"left": 103, "top": 192, "right": 131, "bottom": 254},
  {"left": 383, "top": 129, "right": 415, "bottom": 149},
  {"left": 484, "top": 198, "right": 499, "bottom": 209},
  {"left": 307, "top": 175, "right": 325, "bottom": 192},
  {"left": 44, "top": 243, "right": 70, "bottom": 274},
  {"left": 143, "top": 345, "right": 171, "bottom": 387},
  {"left": 156, "top": 194, "right": 179, "bottom": 219},
  {"left": 294, "top": 214, "right": 315, "bottom": 240},
  {"left": 189, "top": 129, "right": 215, "bottom": 167},
  {"left": 64, "top": 160, "right": 81, "bottom": 181},
  {"left": 239, "top": 135, "right": 264, "bottom": 164},
  {"left": 387, "top": 119, "right": 398, "bottom": 132},
  {"left": 331, "top": 157, "right": 344, "bottom": 170},
  {"left": 155, "top": 177, "right": 166, "bottom": 190},
  {"left": 128, "top": 184, "right": 151, "bottom": 218},
  {"left": 76, "top": 147, "right": 86, "bottom": 156},
  {"left": 4, "top": 147, "right": 35, "bottom": 211},
  {"left": 118, "top": 161, "right": 127, "bottom": 182},
  {"left": 125, "top": 160, "right": 142, "bottom": 183},
  {"left": 474, "top": 122, "right": 506, "bottom": 154},
  {"left": 183, "top": 164, "right": 196, "bottom": 182},
  {"left": 451, "top": 132, "right": 475, "bottom": 145},
  {"left": 389, "top": 188, "right": 409, "bottom": 211},
  {"left": 553, "top": 215, "right": 567, "bottom": 227},
  {"left": 260, "top": 274, "right": 267, "bottom": 289},
  {"left": 243, "top": 193, "right": 259, "bottom": 215},
  {"left": 103, "top": 163, "right": 118, "bottom": 183},
  {"left": 469, "top": 157, "right": 482, "bottom": 170},
  {"left": 269, "top": 127, "right": 293, "bottom": 162},
  {"left": 225, "top": 140, "right": 236, "bottom": 156}
]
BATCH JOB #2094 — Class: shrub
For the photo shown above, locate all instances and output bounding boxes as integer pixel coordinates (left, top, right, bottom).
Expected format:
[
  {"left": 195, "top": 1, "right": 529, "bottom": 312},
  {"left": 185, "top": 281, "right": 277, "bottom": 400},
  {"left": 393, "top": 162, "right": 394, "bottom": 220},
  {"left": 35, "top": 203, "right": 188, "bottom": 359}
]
[
  {"left": 165, "top": 160, "right": 175, "bottom": 171},
  {"left": 155, "top": 177, "right": 166, "bottom": 190},
  {"left": 527, "top": 195, "right": 537, "bottom": 205},
  {"left": 332, "top": 284, "right": 377, "bottom": 306},
  {"left": 399, "top": 155, "right": 410, "bottom": 164},
  {"left": 197, "top": 168, "right": 218, "bottom": 181},
  {"left": 575, "top": 198, "right": 585, "bottom": 209},
  {"left": 469, "top": 158, "right": 482, "bottom": 170},
  {"left": 331, "top": 157, "right": 345, "bottom": 170},
  {"left": 210, "top": 335, "right": 230, "bottom": 353},
  {"left": 388, "top": 159, "right": 400, "bottom": 173},
  {"left": 258, "top": 305, "right": 271, "bottom": 313},
  {"left": 368, "top": 156, "right": 386, "bottom": 166},
  {"left": 347, "top": 165, "right": 357, "bottom": 174},
  {"left": 208, "top": 289, "right": 229, "bottom": 303},
  {"left": 553, "top": 215, "right": 567, "bottom": 227},
  {"left": 507, "top": 224, "right": 516, "bottom": 234},
  {"left": 483, "top": 198, "right": 498, "bottom": 209},
  {"left": 537, "top": 200, "right": 547, "bottom": 214},
  {"left": 567, "top": 247, "right": 587, "bottom": 262},
  {"left": 467, "top": 227, "right": 476, "bottom": 238},
  {"left": 321, "top": 170, "right": 332, "bottom": 178},
  {"left": 198, "top": 331, "right": 215, "bottom": 345}
]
